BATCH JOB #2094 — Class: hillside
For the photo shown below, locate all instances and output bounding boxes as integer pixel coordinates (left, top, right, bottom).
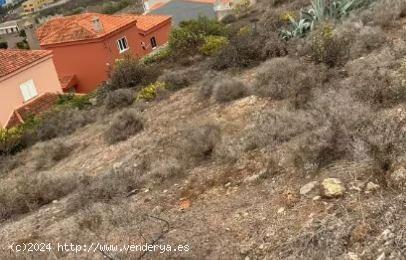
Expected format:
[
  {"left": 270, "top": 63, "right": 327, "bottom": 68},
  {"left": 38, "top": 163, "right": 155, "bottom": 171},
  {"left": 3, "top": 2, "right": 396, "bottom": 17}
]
[{"left": 1, "top": 0, "right": 406, "bottom": 259}]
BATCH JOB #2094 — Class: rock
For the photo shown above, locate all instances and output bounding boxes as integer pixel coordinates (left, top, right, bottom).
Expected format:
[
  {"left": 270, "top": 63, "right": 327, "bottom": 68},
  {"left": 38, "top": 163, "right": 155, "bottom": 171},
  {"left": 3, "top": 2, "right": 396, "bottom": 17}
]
[
  {"left": 300, "top": 181, "right": 318, "bottom": 196},
  {"left": 388, "top": 167, "right": 406, "bottom": 188},
  {"left": 277, "top": 207, "right": 285, "bottom": 214},
  {"left": 243, "top": 174, "right": 260, "bottom": 183},
  {"left": 112, "top": 161, "right": 123, "bottom": 171},
  {"left": 365, "top": 182, "right": 380, "bottom": 193},
  {"left": 376, "top": 252, "right": 385, "bottom": 260},
  {"left": 312, "top": 196, "right": 321, "bottom": 201},
  {"left": 347, "top": 252, "right": 361, "bottom": 260},
  {"left": 321, "top": 178, "right": 345, "bottom": 198},
  {"left": 224, "top": 182, "right": 231, "bottom": 188}
]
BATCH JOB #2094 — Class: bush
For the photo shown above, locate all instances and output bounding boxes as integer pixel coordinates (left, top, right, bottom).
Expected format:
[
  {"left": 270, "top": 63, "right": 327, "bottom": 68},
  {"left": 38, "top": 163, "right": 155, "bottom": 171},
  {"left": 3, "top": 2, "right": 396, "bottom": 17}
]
[
  {"left": 363, "top": 0, "right": 406, "bottom": 28},
  {"left": 309, "top": 24, "right": 349, "bottom": 67},
  {"left": 142, "top": 48, "right": 172, "bottom": 65},
  {"left": 198, "top": 71, "right": 222, "bottom": 99},
  {"left": 0, "top": 42, "right": 7, "bottom": 49},
  {"left": 136, "top": 82, "right": 168, "bottom": 101},
  {"left": 110, "top": 55, "right": 158, "bottom": 90},
  {"left": 104, "top": 88, "right": 135, "bottom": 109},
  {"left": 212, "top": 77, "right": 249, "bottom": 102},
  {"left": 169, "top": 16, "right": 227, "bottom": 57},
  {"left": 254, "top": 57, "right": 326, "bottom": 107},
  {"left": 33, "top": 140, "right": 73, "bottom": 170},
  {"left": 57, "top": 94, "right": 92, "bottom": 110},
  {"left": 176, "top": 124, "right": 221, "bottom": 165},
  {"left": 0, "top": 171, "right": 81, "bottom": 220},
  {"left": 104, "top": 109, "right": 144, "bottom": 144},
  {"left": 0, "top": 127, "right": 23, "bottom": 155},
  {"left": 212, "top": 32, "right": 286, "bottom": 70},
  {"left": 157, "top": 67, "right": 202, "bottom": 90},
  {"left": 199, "top": 35, "right": 229, "bottom": 56},
  {"left": 36, "top": 108, "right": 96, "bottom": 141}
]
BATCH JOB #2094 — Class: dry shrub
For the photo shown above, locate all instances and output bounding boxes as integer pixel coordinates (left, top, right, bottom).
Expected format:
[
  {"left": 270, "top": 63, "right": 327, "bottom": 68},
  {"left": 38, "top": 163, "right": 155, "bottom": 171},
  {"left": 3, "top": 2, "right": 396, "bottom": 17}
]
[
  {"left": 76, "top": 167, "right": 142, "bottom": 205},
  {"left": 349, "top": 26, "right": 386, "bottom": 58},
  {"left": 0, "top": 155, "right": 22, "bottom": 174},
  {"left": 212, "top": 77, "right": 249, "bottom": 102},
  {"left": 362, "top": 0, "right": 406, "bottom": 28},
  {"left": 197, "top": 71, "right": 222, "bottom": 99},
  {"left": 147, "top": 158, "right": 184, "bottom": 183},
  {"left": 33, "top": 140, "right": 73, "bottom": 170},
  {"left": 110, "top": 55, "right": 158, "bottom": 91},
  {"left": 360, "top": 115, "right": 406, "bottom": 173},
  {"left": 0, "top": 171, "right": 81, "bottom": 220},
  {"left": 212, "top": 32, "right": 286, "bottom": 70},
  {"left": 334, "top": 21, "right": 386, "bottom": 59},
  {"left": 104, "top": 88, "right": 135, "bottom": 109},
  {"left": 36, "top": 108, "right": 96, "bottom": 142},
  {"left": 254, "top": 57, "right": 327, "bottom": 107},
  {"left": 157, "top": 67, "right": 203, "bottom": 90},
  {"left": 243, "top": 108, "right": 318, "bottom": 151},
  {"left": 345, "top": 50, "right": 406, "bottom": 107},
  {"left": 176, "top": 124, "right": 221, "bottom": 166},
  {"left": 295, "top": 89, "right": 372, "bottom": 169},
  {"left": 104, "top": 108, "right": 144, "bottom": 144}
]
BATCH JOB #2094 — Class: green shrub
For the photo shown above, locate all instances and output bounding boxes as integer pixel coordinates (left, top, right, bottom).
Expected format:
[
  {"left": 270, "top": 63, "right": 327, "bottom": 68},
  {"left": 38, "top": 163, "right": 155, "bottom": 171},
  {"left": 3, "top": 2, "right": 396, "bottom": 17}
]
[
  {"left": 104, "top": 109, "right": 144, "bottom": 144},
  {"left": 102, "top": 0, "right": 130, "bottom": 14},
  {"left": 0, "top": 128, "right": 23, "bottom": 155},
  {"left": 136, "top": 82, "right": 168, "bottom": 101},
  {"left": 57, "top": 94, "right": 92, "bottom": 110},
  {"left": 309, "top": 24, "right": 348, "bottom": 67},
  {"left": 212, "top": 33, "right": 266, "bottom": 70},
  {"left": 142, "top": 48, "right": 172, "bottom": 65},
  {"left": 169, "top": 17, "right": 228, "bottom": 56},
  {"left": 0, "top": 42, "right": 7, "bottom": 49},
  {"left": 199, "top": 35, "right": 229, "bottom": 56},
  {"left": 110, "top": 55, "right": 158, "bottom": 90}
]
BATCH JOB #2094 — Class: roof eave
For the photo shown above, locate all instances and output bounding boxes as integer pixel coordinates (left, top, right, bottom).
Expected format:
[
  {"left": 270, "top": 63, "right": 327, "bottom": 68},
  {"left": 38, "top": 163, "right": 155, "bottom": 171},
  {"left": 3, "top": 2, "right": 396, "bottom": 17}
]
[{"left": 0, "top": 54, "right": 53, "bottom": 83}]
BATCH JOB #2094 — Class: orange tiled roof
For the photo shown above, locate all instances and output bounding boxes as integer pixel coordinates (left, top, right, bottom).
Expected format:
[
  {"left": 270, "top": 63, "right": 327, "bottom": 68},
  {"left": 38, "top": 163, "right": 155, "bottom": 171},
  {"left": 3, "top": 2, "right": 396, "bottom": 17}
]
[
  {"left": 6, "top": 93, "right": 59, "bottom": 128},
  {"left": 37, "top": 13, "right": 171, "bottom": 46},
  {"left": 0, "top": 49, "right": 52, "bottom": 78}
]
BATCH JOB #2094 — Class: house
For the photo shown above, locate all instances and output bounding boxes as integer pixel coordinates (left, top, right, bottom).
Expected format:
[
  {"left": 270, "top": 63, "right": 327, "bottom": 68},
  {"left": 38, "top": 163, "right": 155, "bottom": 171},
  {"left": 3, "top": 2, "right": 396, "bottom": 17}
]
[
  {"left": 147, "top": 0, "right": 216, "bottom": 25},
  {"left": 36, "top": 13, "right": 172, "bottom": 93},
  {"left": 22, "top": 0, "right": 54, "bottom": 15},
  {"left": 0, "top": 49, "right": 62, "bottom": 128},
  {"left": 0, "top": 20, "right": 19, "bottom": 35}
]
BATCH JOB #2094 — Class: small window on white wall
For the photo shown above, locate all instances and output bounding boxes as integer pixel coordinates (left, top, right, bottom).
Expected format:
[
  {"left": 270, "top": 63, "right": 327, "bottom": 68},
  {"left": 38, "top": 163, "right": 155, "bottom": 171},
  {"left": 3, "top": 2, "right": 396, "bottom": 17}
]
[
  {"left": 117, "top": 37, "right": 129, "bottom": 53},
  {"left": 20, "top": 79, "right": 38, "bottom": 102}
]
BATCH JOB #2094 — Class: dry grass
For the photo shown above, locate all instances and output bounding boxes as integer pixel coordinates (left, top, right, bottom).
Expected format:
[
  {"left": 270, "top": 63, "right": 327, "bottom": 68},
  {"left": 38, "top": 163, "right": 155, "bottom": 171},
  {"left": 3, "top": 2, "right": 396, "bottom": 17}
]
[{"left": 104, "top": 108, "right": 144, "bottom": 144}]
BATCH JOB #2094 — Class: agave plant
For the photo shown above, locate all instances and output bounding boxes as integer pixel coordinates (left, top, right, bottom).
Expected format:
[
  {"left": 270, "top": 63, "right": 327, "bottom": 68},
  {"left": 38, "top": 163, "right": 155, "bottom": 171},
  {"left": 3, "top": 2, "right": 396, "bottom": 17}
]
[{"left": 280, "top": 0, "right": 377, "bottom": 40}]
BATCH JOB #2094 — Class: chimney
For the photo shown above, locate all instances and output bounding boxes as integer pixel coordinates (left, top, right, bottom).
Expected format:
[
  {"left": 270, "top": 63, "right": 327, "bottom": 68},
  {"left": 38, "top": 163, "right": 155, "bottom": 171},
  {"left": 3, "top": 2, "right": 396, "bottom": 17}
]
[{"left": 92, "top": 16, "right": 104, "bottom": 33}]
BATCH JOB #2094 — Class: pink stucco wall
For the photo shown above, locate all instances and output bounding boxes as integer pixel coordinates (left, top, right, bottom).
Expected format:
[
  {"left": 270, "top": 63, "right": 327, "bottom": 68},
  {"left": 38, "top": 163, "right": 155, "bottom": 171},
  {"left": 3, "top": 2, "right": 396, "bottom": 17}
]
[
  {"left": 0, "top": 57, "right": 62, "bottom": 128},
  {"left": 41, "top": 21, "right": 171, "bottom": 93}
]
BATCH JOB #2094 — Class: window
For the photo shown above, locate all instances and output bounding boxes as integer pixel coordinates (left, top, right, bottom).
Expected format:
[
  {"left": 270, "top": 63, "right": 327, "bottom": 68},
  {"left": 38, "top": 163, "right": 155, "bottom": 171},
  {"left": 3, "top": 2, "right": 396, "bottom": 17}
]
[
  {"left": 150, "top": 37, "right": 157, "bottom": 49},
  {"left": 117, "top": 37, "right": 129, "bottom": 53},
  {"left": 20, "top": 80, "right": 38, "bottom": 102}
]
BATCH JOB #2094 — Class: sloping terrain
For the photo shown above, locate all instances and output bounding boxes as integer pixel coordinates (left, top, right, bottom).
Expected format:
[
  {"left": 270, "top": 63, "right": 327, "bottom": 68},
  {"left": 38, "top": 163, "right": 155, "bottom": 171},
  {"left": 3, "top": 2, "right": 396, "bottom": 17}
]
[{"left": 1, "top": 0, "right": 406, "bottom": 259}]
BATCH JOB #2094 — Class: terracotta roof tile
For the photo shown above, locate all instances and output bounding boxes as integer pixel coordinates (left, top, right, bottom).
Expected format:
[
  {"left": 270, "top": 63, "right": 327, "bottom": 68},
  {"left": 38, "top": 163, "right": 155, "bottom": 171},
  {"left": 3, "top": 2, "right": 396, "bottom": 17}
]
[
  {"left": 0, "top": 49, "right": 52, "bottom": 78},
  {"left": 5, "top": 93, "right": 59, "bottom": 128},
  {"left": 37, "top": 13, "right": 171, "bottom": 45}
]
